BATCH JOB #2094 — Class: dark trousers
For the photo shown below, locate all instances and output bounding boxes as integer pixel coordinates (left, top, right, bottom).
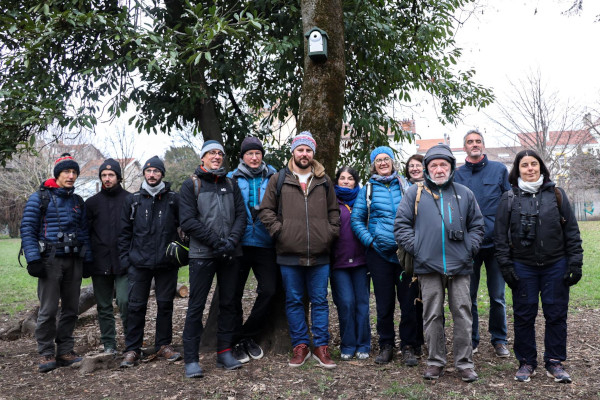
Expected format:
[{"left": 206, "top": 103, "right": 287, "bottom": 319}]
[
  {"left": 92, "top": 273, "right": 128, "bottom": 350},
  {"left": 183, "top": 257, "right": 241, "bottom": 362},
  {"left": 512, "top": 258, "right": 569, "bottom": 369},
  {"left": 124, "top": 266, "right": 178, "bottom": 354},
  {"left": 36, "top": 256, "right": 82, "bottom": 356},
  {"left": 234, "top": 246, "right": 279, "bottom": 342},
  {"left": 367, "top": 250, "right": 424, "bottom": 348}
]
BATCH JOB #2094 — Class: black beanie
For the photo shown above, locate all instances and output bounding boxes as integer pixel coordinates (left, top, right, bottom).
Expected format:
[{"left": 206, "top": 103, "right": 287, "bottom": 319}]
[
  {"left": 240, "top": 136, "right": 264, "bottom": 156},
  {"left": 53, "top": 153, "right": 80, "bottom": 178},
  {"left": 99, "top": 158, "right": 122, "bottom": 181},
  {"left": 143, "top": 155, "right": 166, "bottom": 176}
]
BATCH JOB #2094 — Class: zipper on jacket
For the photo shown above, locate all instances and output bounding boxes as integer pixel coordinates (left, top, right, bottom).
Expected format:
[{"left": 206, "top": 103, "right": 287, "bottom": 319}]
[
  {"left": 304, "top": 175, "right": 316, "bottom": 266},
  {"left": 440, "top": 190, "right": 447, "bottom": 275}
]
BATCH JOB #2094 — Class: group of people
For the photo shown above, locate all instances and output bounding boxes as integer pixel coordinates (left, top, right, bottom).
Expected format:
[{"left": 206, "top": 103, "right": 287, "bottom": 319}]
[{"left": 20, "top": 129, "right": 583, "bottom": 384}]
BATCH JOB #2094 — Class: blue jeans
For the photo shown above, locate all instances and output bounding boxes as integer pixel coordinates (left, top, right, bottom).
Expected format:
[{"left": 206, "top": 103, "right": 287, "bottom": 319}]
[
  {"left": 512, "top": 258, "right": 569, "bottom": 369},
  {"left": 330, "top": 266, "right": 371, "bottom": 355},
  {"left": 280, "top": 264, "right": 330, "bottom": 348},
  {"left": 470, "top": 246, "right": 507, "bottom": 347}
]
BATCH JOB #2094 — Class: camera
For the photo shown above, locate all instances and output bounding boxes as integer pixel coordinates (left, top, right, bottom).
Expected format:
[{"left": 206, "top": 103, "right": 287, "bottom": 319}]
[{"left": 448, "top": 230, "right": 464, "bottom": 241}]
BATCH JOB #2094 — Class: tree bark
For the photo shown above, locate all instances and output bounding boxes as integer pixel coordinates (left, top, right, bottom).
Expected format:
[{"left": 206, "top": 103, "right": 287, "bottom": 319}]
[{"left": 298, "top": 0, "right": 345, "bottom": 178}]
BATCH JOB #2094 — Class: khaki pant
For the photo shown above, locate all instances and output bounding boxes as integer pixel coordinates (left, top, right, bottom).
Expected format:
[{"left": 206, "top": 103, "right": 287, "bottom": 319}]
[{"left": 419, "top": 273, "right": 474, "bottom": 370}]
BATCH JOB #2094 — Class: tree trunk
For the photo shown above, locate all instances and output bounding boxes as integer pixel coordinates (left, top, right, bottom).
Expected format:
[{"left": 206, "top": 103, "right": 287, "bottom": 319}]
[{"left": 298, "top": 0, "right": 345, "bottom": 178}]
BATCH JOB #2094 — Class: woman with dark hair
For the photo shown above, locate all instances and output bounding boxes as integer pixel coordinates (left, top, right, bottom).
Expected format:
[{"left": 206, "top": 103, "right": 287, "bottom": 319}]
[
  {"left": 494, "top": 149, "right": 583, "bottom": 384},
  {"left": 351, "top": 147, "right": 424, "bottom": 365},
  {"left": 404, "top": 154, "right": 425, "bottom": 183},
  {"left": 331, "top": 166, "right": 370, "bottom": 360}
]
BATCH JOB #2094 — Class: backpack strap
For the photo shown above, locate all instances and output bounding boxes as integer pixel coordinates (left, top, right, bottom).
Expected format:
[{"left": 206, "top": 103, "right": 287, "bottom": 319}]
[
  {"left": 191, "top": 174, "right": 202, "bottom": 197},
  {"left": 275, "top": 168, "right": 288, "bottom": 217},
  {"left": 129, "top": 192, "right": 141, "bottom": 220},
  {"left": 365, "top": 182, "right": 373, "bottom": 225},
  {"left": 554, "top": 187, "right": 566, "bottom": 225}
]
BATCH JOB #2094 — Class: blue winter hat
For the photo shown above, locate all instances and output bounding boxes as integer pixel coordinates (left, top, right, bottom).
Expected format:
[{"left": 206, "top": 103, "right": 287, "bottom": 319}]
[{"left": 370, "top": 146, "right": 394, "bottom": 164}]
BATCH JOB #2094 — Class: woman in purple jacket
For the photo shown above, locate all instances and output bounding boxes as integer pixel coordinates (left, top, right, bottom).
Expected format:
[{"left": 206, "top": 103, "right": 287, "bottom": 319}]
[{"left": 331, "top": 166, "right": 371, "bottom": 360}]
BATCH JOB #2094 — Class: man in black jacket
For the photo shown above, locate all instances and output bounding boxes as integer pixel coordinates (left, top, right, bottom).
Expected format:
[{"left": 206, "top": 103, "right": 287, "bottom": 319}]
[
  {"left": 118, "top": 156, "right": 182, "bottom": 368},
  {"left": 85, "top": 158, "right": 130, "bottom": 354},
  {"left": 179, "top": 140, "right": 247, "bottom": 378}
]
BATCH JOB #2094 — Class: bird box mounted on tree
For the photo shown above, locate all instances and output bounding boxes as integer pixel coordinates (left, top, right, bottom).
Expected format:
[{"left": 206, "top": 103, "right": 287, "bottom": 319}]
[{"left": 305, "top": 27, "right": 328, "bottom": 62}]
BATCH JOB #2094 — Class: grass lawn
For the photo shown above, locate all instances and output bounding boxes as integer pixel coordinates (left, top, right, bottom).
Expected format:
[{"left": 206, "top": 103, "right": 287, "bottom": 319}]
[{"left": 1, "top": 221, "right": 598, "bottom": 316}]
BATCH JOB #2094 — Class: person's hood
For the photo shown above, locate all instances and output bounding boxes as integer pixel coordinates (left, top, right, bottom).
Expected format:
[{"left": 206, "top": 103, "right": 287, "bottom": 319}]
[
  {"left": 423, "top": 144, "right": 456, "bottom": 188},
  {"left": 286, "top": 158, "right": 326, "bottom": 178}
]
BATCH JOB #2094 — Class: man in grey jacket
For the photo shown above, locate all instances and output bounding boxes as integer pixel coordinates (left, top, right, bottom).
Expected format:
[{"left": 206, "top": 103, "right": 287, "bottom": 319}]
[{"left": 394, "top": 144, "right": 484, "bottom": 383}]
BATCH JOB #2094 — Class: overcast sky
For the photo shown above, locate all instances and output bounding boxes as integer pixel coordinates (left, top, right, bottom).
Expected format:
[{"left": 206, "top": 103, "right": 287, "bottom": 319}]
[{"left": 412, "top": 0, "right": 600, "bottom": 147}]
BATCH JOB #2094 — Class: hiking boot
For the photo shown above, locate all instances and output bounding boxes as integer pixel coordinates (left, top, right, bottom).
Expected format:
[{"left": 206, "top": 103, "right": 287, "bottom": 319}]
[
  {"left": 233, "top": 343, "right": 250, "bottom": 364},
  {"left": 459, "top": 368, "right": 478, "bottom": 382},
  {"left": 375, "top": 344, "right": 393, "bottom": 364},
  {"left": 340, "top": 353, "right": 353, "bottom": 361},
  {"left": 56, "top": 351, "right": 82, "bottom": 367},
  {"left": 184, "top": 362, "right": 204, "bottom": 378},
  {"left": 413, "top": 346, "right": 423, "bottom": 359},
  {"left": 38, "top": 354, "right": 57, "bottom": 373},
  {"left": 494, "top": 343, "right": 510, "bottom": 358},
  {"left": 120, "top": 350, "right": 140, "bottom": 368},
  {"left": 423, "top": 364, "right": 444, "bottom": 380},
  {"left": 216, "top": 349, "right": 242, "bottom": 370},
  {"left": 242, "top": 338, "right": 264, "bottom": 360},
  {"left": 401, "top": 346, "right": 418, "bottom": 367},
  {"left": 514, "top": 364, "right": 536, "bottom": 382},
  {"left": 546, "top": 363, "right": 572, "bottom": 383},
  {"left": 313, "top": 345, "right": 337, "bottom": 369},
  {"left": 157, "top": 345, "right": 182, "bottom": 362},
  {"left": 356, "top": 352, "right": 370, "bottom": 360},
  {"left": 289, "top": 344, "right": 311, "bottom": 367}
]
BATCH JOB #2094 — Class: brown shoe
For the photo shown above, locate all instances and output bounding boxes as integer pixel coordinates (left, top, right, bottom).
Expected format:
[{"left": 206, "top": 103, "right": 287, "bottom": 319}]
[
  {"left": 459, "top": 368, "right": 478, "bottom": 382},
  {"left": 120, "top": 351, "right": 140, "bottom": 368},
  {"left": 289, "top": 344, "right": 311, "bottom": 367},
  {"left": 56, "top": 351, "right": 82, "bottom": 367},
  {"left": 157, "top": 345, "right": 182, "bottom": 362},
  {"left": 423, "top": 364, "right": 444, "bottom": 380},
  {"left": 313, "top": 345, "right": 337, "bottom": 369}
]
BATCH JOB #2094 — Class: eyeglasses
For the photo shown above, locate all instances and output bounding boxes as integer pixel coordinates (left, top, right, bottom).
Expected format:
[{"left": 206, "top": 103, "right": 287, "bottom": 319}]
[
  {"left": 244, "top": 151, "right": 262, "bottom": 158},
  {"left": 144, "top": 168, "right": 162, "bottom": 176},
  {"left": 374, "top": 157, "right": 392, "bottom": 165},
  {"left": 207, "top": 150, "right": 224, "bottom": 157}
]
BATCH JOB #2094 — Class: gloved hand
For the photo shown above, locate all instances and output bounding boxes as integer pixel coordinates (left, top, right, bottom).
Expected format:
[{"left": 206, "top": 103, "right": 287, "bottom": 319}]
[
  {"left": 82, "top": 262, "right": 93, "bottom": 279},
  {"left": 500, "top": 265, "right": 519, "bottom": 290},
  {"left": 27, "top": 260, "right": 46, "bottom": 278},
  {"left": 213, "top": 238, "right": 235, "bottom": 260},
  {"left": 563, "top": 264, "right": 582, "bottom": 286}
]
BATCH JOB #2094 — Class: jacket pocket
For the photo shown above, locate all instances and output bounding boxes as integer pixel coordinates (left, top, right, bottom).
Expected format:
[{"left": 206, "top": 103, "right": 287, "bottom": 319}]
[{"left": 372, "top": 222, "right": 398, "bottom": 255}]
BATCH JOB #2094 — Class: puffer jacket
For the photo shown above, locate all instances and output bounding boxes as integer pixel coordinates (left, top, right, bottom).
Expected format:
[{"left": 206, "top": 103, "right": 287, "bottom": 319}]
[
  {"left": 179, "top": 166, "right": 246, "bottom": 259},
  {"left": 454, "top": 155, "right": 510, "bottom": 248},
  {"left": 85, "top": 184, "right": 130, "bottom": 275},
  {"left": 20, "top": 179, "right": 92, "bottom": 263},
  {"left": 227, "top": 164, "right": 277, "bottom": 248},
  {"left": 351, "top": 175, "right": 408, "bottom": 264},
  {"left": 258, "top": 158, "right": 340, "bottom": 266},
  {"left": 494, "top": 182, "right": 583, "bottom": 270},
  {"left": 394, "top": 180, "right": 484, "bottom": 276},
  {"left": 118, "top": 182, "right": 179, "bottom": 269}
]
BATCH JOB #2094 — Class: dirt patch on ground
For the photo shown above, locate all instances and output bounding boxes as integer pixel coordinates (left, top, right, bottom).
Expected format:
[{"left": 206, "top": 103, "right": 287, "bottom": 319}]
[{"left": 1, "top": 286, "right": 599, "bottom": 400}]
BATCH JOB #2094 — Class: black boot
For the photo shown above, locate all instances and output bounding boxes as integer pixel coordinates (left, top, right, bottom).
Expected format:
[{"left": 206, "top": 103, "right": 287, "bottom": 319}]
[{"left": 375, "top": 344, "right": 394, "bottom": 364}]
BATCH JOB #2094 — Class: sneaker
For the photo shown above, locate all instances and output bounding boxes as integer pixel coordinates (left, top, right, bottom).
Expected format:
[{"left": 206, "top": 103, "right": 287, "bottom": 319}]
[
  {"left": 242, "top": 338, "right": 264, "bottom": 360},
  {"left": 423, "top": 364, "right": 444, "bottom": 380},
  {"left": 313, "top": 345, "right": 337, "bottom": 369},
  {"left": 494, "top": 343, "right": 510, "bottom": 358},
  {"left": 120, "top": 350, "right": 140, "bottom": 368},
  {"left": 356, "top": 352, "right": 370, "bottom": 360},
  {"left": 156, "top": 345, "right": 182, "bottom": 362},
  {"left": 104, "top": 347, "right": 117, "bottom": 356},
  {"left": 546, "top": 363, "right": 572, "bottom": 383},
  {"left": 233, "top": 343, "right": 250, "bottom": 364},
  {"left": 184, "top": 362, "right": 204, "bottom": 378},
  {"left": 56, "top": 351, "right": 83, "bottom": 367},
  {"left": 514, "top": 364, "right": 536, "bottom": 382},
  {"left": 340, "top": 353, "right": 353, "bottom": 361},
  {"left": 38, "top": 354, "right": 57, "bottom": 373},
  {"left": 459, "top": 368, "right": 478, "bottom": 382},
  {"left": 472, "top": 346, "right": 478, "bottom": 354},
  {"left": 216, "top": 349, "right": 243, "bottom": 370},
  {"left": 289, "top": 344, "right": 311, "bottom": 367},
  {"left": 401, "top": 346, "right": 418, "bottom": 367},
  {"left": 375, "top": 344, "right": 393, "bottom": 364}
]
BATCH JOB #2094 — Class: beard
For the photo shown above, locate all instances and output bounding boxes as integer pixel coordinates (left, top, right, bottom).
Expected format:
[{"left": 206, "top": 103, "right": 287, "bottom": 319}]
[{"left": 293, "top": 157, "right": 311, "bottom": 170}]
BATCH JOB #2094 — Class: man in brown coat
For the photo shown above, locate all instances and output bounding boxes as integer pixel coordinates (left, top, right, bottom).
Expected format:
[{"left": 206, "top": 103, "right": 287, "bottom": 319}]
[{"left": 259, "top": 131, "right": 340, "bottom": 369}]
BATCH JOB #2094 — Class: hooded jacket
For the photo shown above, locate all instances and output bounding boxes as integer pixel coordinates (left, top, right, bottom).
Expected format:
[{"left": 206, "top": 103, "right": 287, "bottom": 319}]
[
  {"left": 494, "top": 182, "right": 583, "bottom": 270},
  {"left": 179, "top": 166, "right": 246, "bottom": 259},
  {"left": 85, "top": 184, "right": 130, "bottom": 275},
  {"left": 394, "top": 144, "right": 484, "bottom": 276},
  {"left": 258, "top": 158, "right": 340, "bottom": 266},
  {"left": 227, "top": 164, "right": 277, "bottom": 248},
  {"left": 454, "top": 155, "right": 510, "bottom": 248},
  {"left": 118, "top": 182, "right": 179, "bottom": 269},
  {"left": 20, "top": 179, "right": 92, "bottom": 263}
]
